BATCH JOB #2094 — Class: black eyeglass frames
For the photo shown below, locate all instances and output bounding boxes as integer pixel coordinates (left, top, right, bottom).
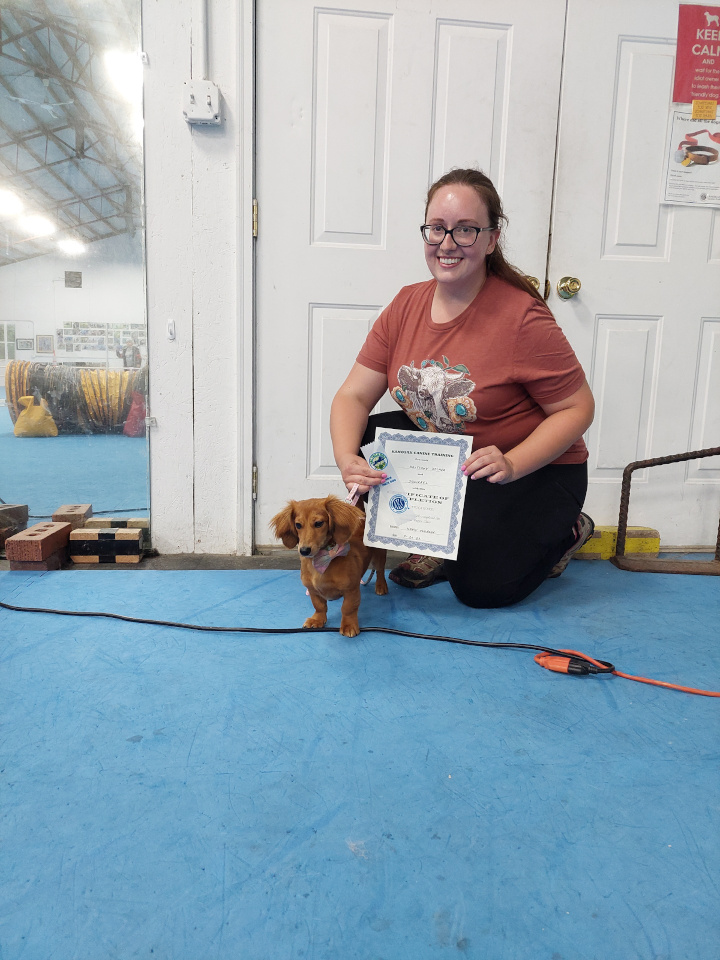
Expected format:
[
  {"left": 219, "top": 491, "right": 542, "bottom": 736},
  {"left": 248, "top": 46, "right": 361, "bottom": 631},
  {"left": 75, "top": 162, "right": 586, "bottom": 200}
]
[{"left": 420, "top": 223, "right": 496, "bottom": 246}]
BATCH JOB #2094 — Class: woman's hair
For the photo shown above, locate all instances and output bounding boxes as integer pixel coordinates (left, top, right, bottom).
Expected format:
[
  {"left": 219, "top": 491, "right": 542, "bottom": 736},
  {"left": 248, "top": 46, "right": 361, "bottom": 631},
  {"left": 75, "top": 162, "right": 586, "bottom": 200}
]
[{"left": 425, "top": 168, "right": 545, "bottom": 304}]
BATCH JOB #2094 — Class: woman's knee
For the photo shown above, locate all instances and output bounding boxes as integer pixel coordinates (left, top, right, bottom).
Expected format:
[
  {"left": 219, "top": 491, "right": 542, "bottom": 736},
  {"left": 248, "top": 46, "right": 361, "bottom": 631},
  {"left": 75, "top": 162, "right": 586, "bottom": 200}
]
[{"left": 446, "top": 567, "right": 529, "bottom": 609}]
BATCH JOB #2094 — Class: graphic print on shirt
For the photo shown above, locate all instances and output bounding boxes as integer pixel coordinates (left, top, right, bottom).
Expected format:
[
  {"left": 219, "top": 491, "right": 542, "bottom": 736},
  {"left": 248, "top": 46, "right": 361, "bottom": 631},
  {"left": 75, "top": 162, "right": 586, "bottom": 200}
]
[{"left": 391, "top": 357, "right": 477, "bottom": 434}]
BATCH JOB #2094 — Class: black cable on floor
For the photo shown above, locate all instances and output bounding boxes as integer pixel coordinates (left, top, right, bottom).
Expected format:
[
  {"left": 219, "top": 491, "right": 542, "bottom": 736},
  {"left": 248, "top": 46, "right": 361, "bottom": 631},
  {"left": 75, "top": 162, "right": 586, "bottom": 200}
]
[{"left": 0, "top": 598, "right": 613, "bottom": 672}]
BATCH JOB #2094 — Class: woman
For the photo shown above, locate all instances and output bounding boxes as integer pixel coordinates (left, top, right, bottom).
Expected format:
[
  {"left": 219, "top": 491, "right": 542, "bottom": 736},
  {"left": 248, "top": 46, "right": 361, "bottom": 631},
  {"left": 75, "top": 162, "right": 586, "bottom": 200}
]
[{"left": 330, "top": 169, "right": 594, "bottom": 608}]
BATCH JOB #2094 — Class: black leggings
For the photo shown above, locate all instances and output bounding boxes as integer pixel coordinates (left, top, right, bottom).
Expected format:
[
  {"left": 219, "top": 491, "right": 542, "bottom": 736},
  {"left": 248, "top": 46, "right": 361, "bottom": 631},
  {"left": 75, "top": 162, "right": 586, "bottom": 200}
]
[{"left": 362, "top": 412, "right": 588, "bottom": 608}]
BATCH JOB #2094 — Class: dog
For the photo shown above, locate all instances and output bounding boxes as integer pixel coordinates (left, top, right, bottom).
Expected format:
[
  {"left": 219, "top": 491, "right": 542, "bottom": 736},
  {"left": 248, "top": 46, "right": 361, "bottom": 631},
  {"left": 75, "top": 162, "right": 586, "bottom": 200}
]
[
  {"left": 270, "top": 495, "right": 387, "bottom": 637},
  {"left": 705, "top": 11, "right": 719, "bottom": 26}
]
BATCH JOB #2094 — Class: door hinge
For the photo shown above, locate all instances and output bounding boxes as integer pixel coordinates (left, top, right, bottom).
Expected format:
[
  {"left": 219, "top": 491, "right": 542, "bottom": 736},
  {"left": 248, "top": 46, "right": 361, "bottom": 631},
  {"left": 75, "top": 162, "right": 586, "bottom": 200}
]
[
  {"left": 252, "top": 199, "right": 258, "bottom": 238},
  {"left": 252, "top": 464, "right": 258, "bottom": 500}
]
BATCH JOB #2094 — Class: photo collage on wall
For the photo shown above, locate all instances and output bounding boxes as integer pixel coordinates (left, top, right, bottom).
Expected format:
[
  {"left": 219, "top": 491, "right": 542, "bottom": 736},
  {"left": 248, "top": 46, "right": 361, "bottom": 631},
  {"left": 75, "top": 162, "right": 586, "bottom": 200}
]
[{"left": 56, "top": 321, "right": 147, "bottom": 355}]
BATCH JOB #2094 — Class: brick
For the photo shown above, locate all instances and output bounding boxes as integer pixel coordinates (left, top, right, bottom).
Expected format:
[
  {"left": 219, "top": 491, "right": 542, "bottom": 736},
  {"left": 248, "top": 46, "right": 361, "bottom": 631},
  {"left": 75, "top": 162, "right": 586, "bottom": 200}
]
[
  {"left": 624, "top": 528, "right": 661, "bottom": 557},
  {"left": 576, "top": 525, "right": 617, "bottom": 560},
  {"left": 52, "top": 504, "right": 93, "bottom": 529},
  {"left": 69, "top": 528, "right": 143, "bottom": 564},
  {"left": 0, "top": 504, "right": 29, "bottom": 548},
  {"left": 82, "top": 517, "right": 150, "bottom": 545},
  {"left": 9, "top": 548, "right": 65, "bottom": 571},
  {"left": 576, "top": 525, "right": 660, "bottom": 560},
  {"left": 5, "top": 522, "right": 72, "bottom": 562}
]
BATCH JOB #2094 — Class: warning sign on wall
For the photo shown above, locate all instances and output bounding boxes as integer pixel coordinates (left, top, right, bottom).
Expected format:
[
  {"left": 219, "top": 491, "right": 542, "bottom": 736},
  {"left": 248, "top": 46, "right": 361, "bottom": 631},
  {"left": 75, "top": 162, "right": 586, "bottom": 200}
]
[{"left": 673, "top": 4, "right": 720, "bottom": 102}]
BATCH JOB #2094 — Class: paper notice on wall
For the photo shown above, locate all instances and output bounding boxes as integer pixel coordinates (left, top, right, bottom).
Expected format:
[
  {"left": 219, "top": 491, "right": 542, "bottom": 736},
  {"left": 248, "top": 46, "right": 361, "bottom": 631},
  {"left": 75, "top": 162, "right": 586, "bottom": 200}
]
[
  {"left": 673, "top": 4, "right": 720, "bottom": 103},
  {"left": 662, "top": 108, "right": 720, "bottom": 206}
]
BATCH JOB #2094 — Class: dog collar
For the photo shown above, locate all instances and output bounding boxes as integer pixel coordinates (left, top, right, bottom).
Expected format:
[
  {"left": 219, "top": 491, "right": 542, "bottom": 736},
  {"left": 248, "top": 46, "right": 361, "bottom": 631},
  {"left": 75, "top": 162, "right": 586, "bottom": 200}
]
[
  {"left": 312, "top": 541, "right": 350, "bottom": 573},
  {"left": 676, "top": 128, "right": 720, "bottom": 166},
  {"left": 680, "top": 144, "right": 719, "bottom": 165}
]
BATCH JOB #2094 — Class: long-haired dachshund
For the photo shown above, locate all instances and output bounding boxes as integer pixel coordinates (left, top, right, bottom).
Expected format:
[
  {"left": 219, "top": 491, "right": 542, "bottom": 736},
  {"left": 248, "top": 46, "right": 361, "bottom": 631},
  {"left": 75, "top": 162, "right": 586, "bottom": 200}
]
[{"left": 270, "top": 495, "right": 387, "bottom": 637}]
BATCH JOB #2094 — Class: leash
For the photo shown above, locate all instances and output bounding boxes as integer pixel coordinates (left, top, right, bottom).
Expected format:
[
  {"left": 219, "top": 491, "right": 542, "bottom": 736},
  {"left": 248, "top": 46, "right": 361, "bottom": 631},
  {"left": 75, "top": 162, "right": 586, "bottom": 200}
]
[
  {"left": 344, "top": 482, "right": 360, "bottom": 506},
  {"left": 342, "top": 482, "right": 375, "bottom": 585}
]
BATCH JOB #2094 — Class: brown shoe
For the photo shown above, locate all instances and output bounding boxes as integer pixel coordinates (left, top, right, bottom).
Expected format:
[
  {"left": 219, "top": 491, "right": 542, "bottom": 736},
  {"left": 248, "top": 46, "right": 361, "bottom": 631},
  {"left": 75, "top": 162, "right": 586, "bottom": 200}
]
[
  {"left": 548, "top": 513, "right": 595, "bottom": 578},
  {"left": 389, "top": 554, "right": 447, "bottom": 588}
]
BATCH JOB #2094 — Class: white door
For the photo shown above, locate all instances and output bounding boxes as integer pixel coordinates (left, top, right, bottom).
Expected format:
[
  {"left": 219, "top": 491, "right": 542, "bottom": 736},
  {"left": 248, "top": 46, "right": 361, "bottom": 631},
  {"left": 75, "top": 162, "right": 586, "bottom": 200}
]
[
  {"left": 255, "top": 0, "right": 719, "bottom": 550},
  {"left": 549, "top": 0, "right": 720, "bottom": 546},
  {"left": 254, "top": 0, "right": 567, "bottom": 543}
]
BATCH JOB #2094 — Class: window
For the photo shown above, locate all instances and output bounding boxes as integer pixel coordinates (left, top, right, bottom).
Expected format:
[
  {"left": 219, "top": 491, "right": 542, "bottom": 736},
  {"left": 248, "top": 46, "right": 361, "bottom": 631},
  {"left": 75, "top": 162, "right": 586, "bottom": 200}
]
[{"left": 0, "top": 324, "right": 15, "bottom": 361}]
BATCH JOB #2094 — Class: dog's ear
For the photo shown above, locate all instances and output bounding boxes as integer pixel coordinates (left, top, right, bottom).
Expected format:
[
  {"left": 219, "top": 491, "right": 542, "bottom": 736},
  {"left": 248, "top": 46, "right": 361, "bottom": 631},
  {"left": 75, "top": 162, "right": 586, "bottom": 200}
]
[
  {"left": 270, "top": 502, "right": 299, "bottom": 549},
  {"left": 325, "top": 495, "right": 361, "bottom": 545}
]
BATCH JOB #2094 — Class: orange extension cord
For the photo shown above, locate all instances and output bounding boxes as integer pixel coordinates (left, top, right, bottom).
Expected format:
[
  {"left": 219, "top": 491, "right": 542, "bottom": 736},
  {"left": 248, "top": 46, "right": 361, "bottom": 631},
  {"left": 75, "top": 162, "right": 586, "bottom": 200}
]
[{"left": 534, "top": 649, "right": 720, "bottom": 698}]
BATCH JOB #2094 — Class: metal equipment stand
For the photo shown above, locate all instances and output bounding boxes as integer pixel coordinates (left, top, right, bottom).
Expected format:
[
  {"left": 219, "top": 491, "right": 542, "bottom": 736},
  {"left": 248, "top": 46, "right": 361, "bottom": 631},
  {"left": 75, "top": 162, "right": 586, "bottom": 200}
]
[{"left": 610, "top": 446, "right": 720, "bottom": 575}]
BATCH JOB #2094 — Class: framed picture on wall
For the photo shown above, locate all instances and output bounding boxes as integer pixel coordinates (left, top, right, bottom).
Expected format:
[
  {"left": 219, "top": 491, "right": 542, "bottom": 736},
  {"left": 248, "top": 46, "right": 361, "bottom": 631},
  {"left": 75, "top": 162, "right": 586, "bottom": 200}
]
[
  {"left": 16, "top": 339, "right": 34, "bottom": 350},
  {"left": 36, "top": 335, "right": 54, "bottom": 354}
]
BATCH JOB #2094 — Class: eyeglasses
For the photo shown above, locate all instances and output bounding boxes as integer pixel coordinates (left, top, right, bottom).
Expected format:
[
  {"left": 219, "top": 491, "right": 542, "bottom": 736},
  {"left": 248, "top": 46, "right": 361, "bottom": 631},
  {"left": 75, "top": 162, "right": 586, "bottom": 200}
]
[{"left": 420, "top": 223, "right": 496, "bottom": 246}]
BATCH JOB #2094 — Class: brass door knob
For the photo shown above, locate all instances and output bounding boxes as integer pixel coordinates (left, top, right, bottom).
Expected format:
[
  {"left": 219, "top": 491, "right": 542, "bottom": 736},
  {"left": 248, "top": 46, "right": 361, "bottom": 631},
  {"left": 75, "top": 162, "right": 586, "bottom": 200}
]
[
  {"left": 557, "top": 276, "right": 581, "bottom": 300},
  {"left": 525, "top": 276, "right": 551, "bottom": 300}
]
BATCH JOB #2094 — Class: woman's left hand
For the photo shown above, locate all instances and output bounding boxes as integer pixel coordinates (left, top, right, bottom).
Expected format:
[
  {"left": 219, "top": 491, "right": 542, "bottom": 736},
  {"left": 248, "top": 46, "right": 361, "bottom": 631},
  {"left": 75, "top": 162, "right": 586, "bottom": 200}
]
[{"left": 461, "top": 446, "right": 515, "bottom": 484}]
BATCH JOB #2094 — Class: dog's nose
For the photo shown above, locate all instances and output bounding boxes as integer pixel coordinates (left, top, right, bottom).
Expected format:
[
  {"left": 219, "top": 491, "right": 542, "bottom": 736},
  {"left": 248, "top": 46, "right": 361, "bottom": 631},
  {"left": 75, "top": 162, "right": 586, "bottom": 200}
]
[{"left": 299, "top": 546, "right": 311, "bottom": 556}]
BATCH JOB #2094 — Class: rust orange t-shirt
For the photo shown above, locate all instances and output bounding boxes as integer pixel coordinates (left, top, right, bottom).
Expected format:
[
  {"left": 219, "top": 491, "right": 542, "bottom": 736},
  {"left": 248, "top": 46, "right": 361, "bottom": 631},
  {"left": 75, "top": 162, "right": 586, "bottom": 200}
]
[{"left": 357, "top": 275, "right": 588, "bottom": 464}]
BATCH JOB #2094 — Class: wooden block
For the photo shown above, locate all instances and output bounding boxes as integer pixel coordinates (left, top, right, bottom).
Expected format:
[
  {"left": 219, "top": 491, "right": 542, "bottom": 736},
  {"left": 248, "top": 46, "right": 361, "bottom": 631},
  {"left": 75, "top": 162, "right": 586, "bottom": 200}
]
[
  {"left": 0, "top": 504, "right": 29, "bottom": 547},
  {"left": 624, "top": 527, "right": 660, "bottom": 558},
  {"left": 52, "top": 504, "right": 93, "bottom": 529},
  {"left": 69, "top": 528, "right": 143, "bottom": 564},
  {"left": 576, "top": 525, "right": 617, "bottom": 560},
  {"left": 576, "top": 525, "right": 660, "bottom": 560},
  {"left": 8, "top": 547, "right": 65, "bottom": 571},
  {"left": 82, "top": 517, "right": 150, "bottom": 545},
  {"left": 5, "top": 522, "right": 72, "bottom": 562}
]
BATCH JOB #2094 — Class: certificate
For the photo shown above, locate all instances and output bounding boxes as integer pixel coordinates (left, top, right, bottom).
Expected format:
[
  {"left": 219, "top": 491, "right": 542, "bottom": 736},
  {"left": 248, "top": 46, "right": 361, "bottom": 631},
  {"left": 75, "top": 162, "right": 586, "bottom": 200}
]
[{"left": 363, "top": 429, "right": 471, "bottom": 560}]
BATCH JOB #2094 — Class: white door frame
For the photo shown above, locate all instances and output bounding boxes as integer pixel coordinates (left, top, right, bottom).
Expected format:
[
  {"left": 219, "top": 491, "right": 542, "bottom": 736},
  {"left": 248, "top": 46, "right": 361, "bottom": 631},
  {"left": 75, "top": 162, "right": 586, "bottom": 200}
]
[{"left": 239, "top": 0, "right": 256, "bottom": 554}]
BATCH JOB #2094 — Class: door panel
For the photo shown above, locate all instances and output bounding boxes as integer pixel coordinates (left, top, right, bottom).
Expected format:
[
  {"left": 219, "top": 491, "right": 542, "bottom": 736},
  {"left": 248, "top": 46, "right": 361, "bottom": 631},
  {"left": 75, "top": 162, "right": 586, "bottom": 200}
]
[
  {"left": 548, "top": 0, "right": 719, "bottom": 546},
  {"left": 254, "top": 0, "right": 566, "bottom": 542}
]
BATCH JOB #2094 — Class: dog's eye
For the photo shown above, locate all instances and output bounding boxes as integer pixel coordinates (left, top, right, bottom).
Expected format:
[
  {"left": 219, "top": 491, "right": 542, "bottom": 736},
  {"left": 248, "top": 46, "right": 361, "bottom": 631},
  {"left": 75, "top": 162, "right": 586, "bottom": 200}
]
[
  {"left": 314, "top": 520, "right": 325, "bottom": 528},
  {"left": 295, "top": 522, "right": 302, "bottom": 530}
]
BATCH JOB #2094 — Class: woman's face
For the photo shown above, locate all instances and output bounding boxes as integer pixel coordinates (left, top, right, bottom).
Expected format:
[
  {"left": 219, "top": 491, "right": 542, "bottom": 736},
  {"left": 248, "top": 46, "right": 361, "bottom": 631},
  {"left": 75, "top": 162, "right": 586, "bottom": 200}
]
[{"left": 423, "top": 184, "right": 500, "bottom": 296}]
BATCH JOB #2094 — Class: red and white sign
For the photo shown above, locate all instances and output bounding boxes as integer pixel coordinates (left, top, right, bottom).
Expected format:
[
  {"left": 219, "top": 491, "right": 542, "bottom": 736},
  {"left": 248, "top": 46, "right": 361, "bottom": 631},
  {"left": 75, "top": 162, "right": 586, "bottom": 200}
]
[{"left": 673, "top": 4, "right": 720, "bottom": 102}]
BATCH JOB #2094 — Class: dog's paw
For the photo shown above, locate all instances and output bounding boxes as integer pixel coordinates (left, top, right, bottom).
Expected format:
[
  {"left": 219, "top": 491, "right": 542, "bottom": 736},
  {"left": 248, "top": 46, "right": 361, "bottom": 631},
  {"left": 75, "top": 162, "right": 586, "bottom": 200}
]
[
  {"left": 375, "top": 579, "right": 388, "bottom": 596},
  {"left": 303, "top": 615, "right": 327, "bottom": 629},
  {"left": 339, "top": 620, "right": 360, "bottom": 638}
]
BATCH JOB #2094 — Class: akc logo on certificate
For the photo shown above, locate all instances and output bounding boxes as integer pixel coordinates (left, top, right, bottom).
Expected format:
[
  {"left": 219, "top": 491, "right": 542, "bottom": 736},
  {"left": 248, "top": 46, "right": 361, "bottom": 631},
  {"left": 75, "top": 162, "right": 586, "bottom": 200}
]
[{"left": 388, "top": 494, "right": 410, "bottom": 515}]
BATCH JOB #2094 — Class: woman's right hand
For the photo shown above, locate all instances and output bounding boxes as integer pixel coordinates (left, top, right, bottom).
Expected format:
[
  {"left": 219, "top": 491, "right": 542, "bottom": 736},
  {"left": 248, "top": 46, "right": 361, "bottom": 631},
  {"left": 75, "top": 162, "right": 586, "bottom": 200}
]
[{"left": 337, "top": 454, "right": 387, "bottom": 495}]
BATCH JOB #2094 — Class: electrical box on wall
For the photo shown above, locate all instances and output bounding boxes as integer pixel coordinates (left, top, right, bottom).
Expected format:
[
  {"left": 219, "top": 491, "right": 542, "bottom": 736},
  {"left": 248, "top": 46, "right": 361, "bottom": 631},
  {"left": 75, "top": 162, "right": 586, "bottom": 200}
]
[{"left": 183, "top": 80, "right": 221, "bottom": 125}]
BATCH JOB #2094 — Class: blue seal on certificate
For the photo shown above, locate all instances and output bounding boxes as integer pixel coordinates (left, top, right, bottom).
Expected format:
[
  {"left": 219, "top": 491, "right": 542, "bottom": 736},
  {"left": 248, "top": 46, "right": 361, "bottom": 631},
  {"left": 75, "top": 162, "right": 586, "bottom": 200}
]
[
  {"left": 388, "top": 493, "right": 409, "bottom": 515},
  {"left": 368, "top": 451, "right": 388, "bottom": 470}
]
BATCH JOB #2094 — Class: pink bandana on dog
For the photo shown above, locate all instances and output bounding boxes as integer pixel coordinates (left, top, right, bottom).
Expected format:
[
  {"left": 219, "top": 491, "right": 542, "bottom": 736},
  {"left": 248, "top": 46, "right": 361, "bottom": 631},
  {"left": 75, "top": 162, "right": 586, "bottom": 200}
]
[{"left": 311, "top": 541, "right": 350, "bottom": 574}]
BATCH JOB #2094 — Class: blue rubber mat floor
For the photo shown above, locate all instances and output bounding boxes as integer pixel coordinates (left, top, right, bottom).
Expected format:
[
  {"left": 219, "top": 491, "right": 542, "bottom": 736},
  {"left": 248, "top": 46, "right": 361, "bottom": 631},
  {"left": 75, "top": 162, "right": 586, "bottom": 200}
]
[
  {"left": 1, "top": 563, "right": 719, "bottom": 959},
  {"left": 0, "top": 395, "right": 148, "bottom": 519}
]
